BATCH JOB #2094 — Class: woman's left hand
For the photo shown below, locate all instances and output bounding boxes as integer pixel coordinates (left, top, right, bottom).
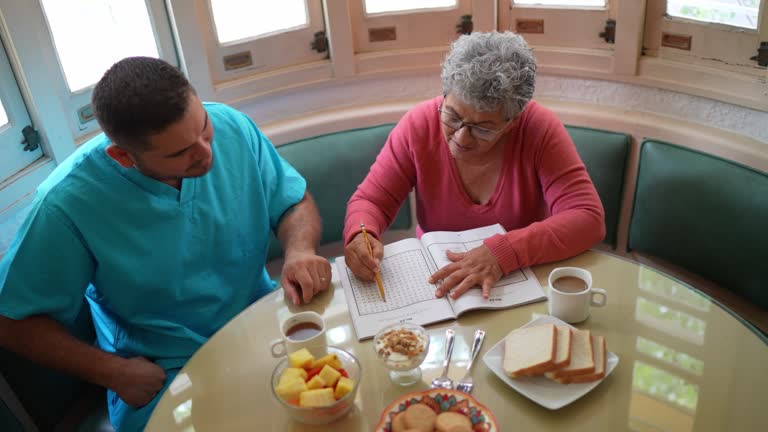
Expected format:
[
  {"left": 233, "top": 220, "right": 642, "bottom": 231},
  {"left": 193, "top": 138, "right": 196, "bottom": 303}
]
[{"left": 430, "top": 245, "right": 503, "bottom": 299}]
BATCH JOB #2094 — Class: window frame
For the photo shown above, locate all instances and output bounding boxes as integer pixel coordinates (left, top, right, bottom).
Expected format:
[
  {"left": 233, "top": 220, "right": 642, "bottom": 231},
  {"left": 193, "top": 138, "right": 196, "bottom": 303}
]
[{"left": 643, "top": 0, "right": 767, "bottom": 76}]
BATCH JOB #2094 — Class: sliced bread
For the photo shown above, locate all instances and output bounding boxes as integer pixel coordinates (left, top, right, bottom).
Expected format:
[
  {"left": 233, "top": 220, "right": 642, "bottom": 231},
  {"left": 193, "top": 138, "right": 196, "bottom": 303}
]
[
  {"left": 545, "top": 329, "right": 595, "bottom": 379},
  {"left": 552, "top": 325, "right": 572, "bottom": 369},
  {"left": 555, "top": 335, "right": 607, "bottom": 384},
  {"left": 502, "top": 323, "right": 557, "bottom": 378}
]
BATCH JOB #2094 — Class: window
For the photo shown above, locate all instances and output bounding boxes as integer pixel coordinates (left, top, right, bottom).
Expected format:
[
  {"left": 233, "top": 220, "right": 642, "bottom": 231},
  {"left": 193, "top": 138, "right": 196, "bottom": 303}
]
[
  {"left": 0, "top": 41, "right": 42, "bottom": 183},
  {"left": 41, "top": 0, "right": 161, "bottom": 93},
  {"left": 514, "top": 0, "right": 605, "bottom": 6},
  {"left": 21, "top": 0, "right": 178, "bottom": 140},
  {"left": 210, "top": 0, "right": 309, "bottom": 44},
  {"left": 502, "top": 0, "right": 617, "bottom": 53},
  {"left": 198, "top": 0, "right": 327, "bottom": 84},
  {"left": 667, "top": 0, "right": 760, "bottom": 30},
  {"left": 350, "top": 0, "right": 480, "bottom": 70},
  {"left": 365, "top": 0, "right": 457, "bottom": 14},
  {"left": 644, "top": 0, "right": 767, "bottom": 74}
]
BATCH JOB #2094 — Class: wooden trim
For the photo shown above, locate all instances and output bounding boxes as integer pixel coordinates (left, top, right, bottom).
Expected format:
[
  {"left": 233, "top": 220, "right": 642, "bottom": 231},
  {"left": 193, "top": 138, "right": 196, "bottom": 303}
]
[{"left": 613, "top": 0, "right": 646, "bottom": 76}]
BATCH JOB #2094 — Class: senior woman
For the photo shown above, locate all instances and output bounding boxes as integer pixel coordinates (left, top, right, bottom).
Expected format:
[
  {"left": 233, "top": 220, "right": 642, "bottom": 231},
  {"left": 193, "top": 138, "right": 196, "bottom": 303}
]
[{"left": 343, "top": 31, "right": 605, "bottom": 300}]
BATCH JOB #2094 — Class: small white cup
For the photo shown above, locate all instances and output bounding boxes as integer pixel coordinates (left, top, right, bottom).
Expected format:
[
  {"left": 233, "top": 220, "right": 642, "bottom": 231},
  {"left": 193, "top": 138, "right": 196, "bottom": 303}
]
[
  {"left": 270, "top": 311, "right": 327, "bottom": 358},
  {"left": 547, "top": 267, "right": 607, "bottom": 323}
]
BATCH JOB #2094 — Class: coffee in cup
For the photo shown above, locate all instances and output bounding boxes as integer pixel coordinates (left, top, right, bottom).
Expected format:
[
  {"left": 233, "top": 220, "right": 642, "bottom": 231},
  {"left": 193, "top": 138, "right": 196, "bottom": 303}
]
[
  {"left": 270, "top": 311, "right": 327, "bottom": 357},
  {"left": 285, "top": 321, "right": 323, "bottom": 341},
  {"left": 547, "top": 267, "right": 607, "bottom": 323}
]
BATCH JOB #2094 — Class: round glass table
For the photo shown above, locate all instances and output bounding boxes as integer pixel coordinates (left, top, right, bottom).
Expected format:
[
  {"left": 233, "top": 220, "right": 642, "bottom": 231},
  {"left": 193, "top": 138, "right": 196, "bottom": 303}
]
[{"left": 145, "top": 250, "right": 768, "bottom": 431}]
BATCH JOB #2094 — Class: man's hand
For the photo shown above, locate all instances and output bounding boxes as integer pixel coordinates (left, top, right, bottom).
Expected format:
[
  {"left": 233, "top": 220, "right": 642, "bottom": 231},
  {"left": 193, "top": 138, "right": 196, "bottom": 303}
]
[
  {"left": 429, "top": 245, "right": 503, "bottom": 300},
  {"left": 110, "top": 357, "right": 166, "bottom": 408},
  {"left": 344, "top": 233, "right": 383, "bottom": 281},
  {"left": 281, "top": 251, "right": 332, "bottom": 305}
]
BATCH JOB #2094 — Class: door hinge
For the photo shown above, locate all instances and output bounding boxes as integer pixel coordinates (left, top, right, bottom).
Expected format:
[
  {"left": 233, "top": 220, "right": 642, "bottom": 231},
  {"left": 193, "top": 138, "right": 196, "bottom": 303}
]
[
  {"left": 599, "top": 19, "right": 616, "bottom": 44},
  {"left": 456, "top": 15, "right": 473, "bottom": 35},
  {"left": 21, "top": 126, "right": 40, "bottom": 152},
  {"left": 310, "top": 31, "right": 328, "bottom": 54},
  {"left": 750, "top": 41, "right": 768, "bottom": 67}
]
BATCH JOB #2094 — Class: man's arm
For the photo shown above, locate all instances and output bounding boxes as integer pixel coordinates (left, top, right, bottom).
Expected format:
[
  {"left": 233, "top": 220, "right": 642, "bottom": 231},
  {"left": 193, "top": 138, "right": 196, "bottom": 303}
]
[
  {"left": 276, "top": 192, "right": 332, "bottom": 305},
  {"left": 0, "top": 315, "right": 165, "bottom": 407}
]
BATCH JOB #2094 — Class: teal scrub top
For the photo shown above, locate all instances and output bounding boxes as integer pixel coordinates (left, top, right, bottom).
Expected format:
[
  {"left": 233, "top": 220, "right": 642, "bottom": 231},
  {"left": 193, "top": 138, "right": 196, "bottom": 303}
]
[{"left": 0, "top": 103, "right": 306, "bottom": 367}]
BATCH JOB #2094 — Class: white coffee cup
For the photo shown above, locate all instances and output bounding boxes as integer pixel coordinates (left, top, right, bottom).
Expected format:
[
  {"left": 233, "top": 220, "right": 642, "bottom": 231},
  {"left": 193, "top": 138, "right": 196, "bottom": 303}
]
[
  {"left": 270, "top": 311, "right": 327, "bottom": 357},
  {"left": 547, "top": 267, "right": 607, "bottom": 323}
]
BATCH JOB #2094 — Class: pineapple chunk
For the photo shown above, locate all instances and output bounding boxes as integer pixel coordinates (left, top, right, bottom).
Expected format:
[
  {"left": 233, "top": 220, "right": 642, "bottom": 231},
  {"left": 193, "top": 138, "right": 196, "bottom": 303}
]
[
  {"left": 299, "top": 388, "right": 336, "bottom": 408},
  {"left": 306, "top": 375, "right": 326, "bottom": 390},
  {"left": 318, "top": 364, "right": 342, "bottom": 387},
  {"left": 288, "top": 348, "right": 315, "bottom": 369},
  {"left": 275, "top": 377, "right": 307, "bottom": 402},
  {"left": 279, "top": 367, "right": 308, "bottom": 385},
  {"left": 310, "top": 353, "right": 343, "bottom": 370},
  {"left": 334, "top": 377, "right": 355, "bottom": 400}
]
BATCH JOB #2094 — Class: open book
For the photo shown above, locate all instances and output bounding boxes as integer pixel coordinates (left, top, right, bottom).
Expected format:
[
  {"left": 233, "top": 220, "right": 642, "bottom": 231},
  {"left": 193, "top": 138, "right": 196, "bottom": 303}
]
[{"left": 335, "top": 224, "right": 546, "bottom": 340}]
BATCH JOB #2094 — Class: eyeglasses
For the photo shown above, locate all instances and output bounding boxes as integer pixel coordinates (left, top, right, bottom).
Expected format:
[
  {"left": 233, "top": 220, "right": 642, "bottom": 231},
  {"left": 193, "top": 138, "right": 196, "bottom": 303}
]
[{"left": 437, "top": 106, "right": 504, "bottom": 142}]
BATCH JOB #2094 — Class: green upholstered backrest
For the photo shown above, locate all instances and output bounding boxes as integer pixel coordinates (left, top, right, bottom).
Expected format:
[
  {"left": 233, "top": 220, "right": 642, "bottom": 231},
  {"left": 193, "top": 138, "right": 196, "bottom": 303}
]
[
  {"left": 0, "top": 302, "right": 97, "bottom": 431},
  {"left": 267, "top": 124, "right": 411, "bottom": 260},
  {"left": 566, "top": 126, "right": 631, "bottom": 248},
  {"left": 628, "top": 140, "right": 768, "bottom": 309}
]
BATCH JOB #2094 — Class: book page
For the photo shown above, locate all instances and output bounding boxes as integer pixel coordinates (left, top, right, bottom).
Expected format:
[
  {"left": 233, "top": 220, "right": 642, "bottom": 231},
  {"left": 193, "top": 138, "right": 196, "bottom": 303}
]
[
  {"left": 336, "top": 238, "right": 455, "bottom": 340},
  {"left": 420, "top": 224, "right": 546, "bottom": 315}
]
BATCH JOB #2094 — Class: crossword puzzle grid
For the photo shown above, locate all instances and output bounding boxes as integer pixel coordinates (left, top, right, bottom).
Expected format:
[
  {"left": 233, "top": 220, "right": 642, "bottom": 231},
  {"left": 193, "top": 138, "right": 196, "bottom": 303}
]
[{"left": 350, "top": 250, "right": 436, "bottom": 315}]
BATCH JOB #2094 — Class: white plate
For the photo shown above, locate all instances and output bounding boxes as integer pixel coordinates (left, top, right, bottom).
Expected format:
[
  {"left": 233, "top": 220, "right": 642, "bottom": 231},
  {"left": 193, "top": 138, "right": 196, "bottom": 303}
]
[{"left": 482, "top": 315, "right": 619, "bottom": 410}]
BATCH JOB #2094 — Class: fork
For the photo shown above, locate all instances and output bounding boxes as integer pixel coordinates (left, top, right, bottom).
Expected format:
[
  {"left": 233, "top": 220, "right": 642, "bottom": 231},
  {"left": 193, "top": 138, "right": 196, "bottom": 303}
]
[
  {"left": 456, "top": 329, "right": 486, "bottom": 394},
  {"left": 431, "top": 328, "right": 456, "bottom": 389}
]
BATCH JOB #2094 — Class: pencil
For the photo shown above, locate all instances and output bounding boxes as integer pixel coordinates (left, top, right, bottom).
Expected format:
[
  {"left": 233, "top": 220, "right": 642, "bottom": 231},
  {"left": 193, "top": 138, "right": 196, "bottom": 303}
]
[{"left": 360, "top": 222, "right": 386, "bottom": 302}]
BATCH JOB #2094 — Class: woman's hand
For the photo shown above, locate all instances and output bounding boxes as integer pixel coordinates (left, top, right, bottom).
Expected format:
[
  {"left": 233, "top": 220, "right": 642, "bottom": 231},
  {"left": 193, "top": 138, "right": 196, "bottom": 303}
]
[
  {"left": 344, "top": 233, "right": 383, "bottom": 281},
  {"left": 430, "top": 245, "right": 503, "bottom": 299}
]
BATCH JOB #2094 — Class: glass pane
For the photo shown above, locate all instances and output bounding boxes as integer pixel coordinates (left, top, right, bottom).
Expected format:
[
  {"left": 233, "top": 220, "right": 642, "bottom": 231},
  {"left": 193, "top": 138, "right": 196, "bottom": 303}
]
[
  {"left": 513, "top": 0, "right": 606, "bottom": 6},
  {"left": 0, "top": 100, "right": 7, "bottom": 127},
  {"left": 210, "top": 0, "right": 308, "bottom": 44},
  {"left": 667, "top": 0, "right": 760, "bottom": 29},
  {"left": 41, "top": 0, "right": 160, "bottom": 93},
  {"left": 365, "top": 0, "right": 457, "bottom": 14}
]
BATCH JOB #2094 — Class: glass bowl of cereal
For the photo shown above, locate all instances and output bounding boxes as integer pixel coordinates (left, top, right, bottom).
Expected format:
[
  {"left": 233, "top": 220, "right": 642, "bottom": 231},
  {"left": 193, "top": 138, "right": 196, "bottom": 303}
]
[{"left": 373, "top": 323, "right": 430, "bottom": 386}]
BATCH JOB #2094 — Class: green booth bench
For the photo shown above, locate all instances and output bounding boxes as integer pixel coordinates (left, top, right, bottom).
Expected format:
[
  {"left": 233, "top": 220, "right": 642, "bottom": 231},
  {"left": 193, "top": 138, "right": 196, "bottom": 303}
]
[{"left": 628, "top": 140, "right": 768, "bottom": 313}]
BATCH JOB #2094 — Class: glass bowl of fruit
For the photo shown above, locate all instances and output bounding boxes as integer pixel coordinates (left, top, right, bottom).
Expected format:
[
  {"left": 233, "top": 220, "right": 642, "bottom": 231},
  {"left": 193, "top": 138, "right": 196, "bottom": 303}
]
[{"left": 271, "top": 346, "right": 361, "bottom": 425}]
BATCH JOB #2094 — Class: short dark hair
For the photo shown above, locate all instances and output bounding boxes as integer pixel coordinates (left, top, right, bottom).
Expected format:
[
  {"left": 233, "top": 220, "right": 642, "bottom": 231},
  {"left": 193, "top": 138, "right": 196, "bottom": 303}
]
[{"left": 91, "top": 57, "right": 195, "bottom": 151}]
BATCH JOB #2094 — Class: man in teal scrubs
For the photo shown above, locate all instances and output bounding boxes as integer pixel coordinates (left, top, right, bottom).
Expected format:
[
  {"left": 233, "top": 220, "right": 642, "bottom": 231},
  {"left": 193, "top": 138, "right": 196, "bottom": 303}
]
[{"left": 0, "top": 57, "right": 331, "bottom": 430}]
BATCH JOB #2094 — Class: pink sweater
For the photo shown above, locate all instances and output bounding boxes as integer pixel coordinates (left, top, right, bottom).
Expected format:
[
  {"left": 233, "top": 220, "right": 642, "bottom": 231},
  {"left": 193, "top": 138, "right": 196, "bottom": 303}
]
[{"left": 343, "top": 96, "right": 605, "bottom": 274}]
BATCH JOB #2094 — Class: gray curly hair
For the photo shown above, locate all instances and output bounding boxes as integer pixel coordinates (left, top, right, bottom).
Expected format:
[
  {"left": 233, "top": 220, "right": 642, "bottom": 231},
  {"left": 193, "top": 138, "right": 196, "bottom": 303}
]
[{"left": 441, "top": 32, "right": 536, "bottom": 119}]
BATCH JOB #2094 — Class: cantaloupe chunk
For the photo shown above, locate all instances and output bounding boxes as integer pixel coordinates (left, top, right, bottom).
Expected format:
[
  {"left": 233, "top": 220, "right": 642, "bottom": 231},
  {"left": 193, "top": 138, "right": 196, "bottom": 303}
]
[{"left": 299, "top": 388, "right": 336, "bottom": 407}]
